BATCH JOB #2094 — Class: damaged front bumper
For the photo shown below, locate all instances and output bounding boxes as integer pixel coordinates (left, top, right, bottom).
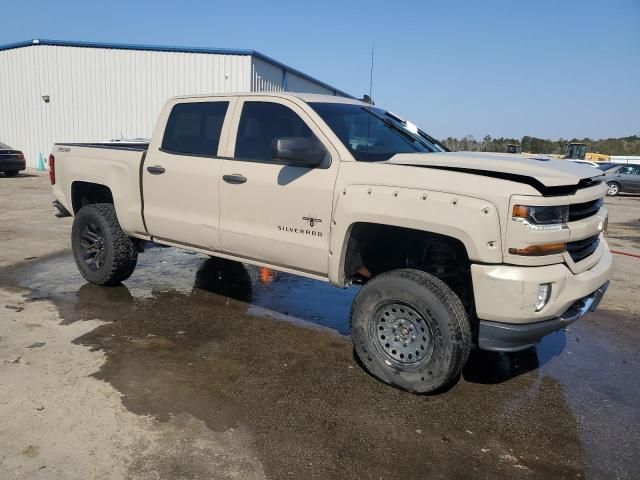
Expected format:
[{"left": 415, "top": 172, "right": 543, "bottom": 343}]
[{"left": 477, "top": 281, "right": 609, "bottom": 352}]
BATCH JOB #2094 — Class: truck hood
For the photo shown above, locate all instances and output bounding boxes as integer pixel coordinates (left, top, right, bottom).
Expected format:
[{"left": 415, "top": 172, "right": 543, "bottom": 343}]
[{"left": 384, "top": 152, "right": 602, "bottom": 190}]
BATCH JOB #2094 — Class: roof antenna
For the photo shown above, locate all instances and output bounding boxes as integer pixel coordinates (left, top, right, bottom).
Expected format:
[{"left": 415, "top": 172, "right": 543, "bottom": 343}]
[{"left": 362, "top": 44, "right": 375, "bottom": 105}]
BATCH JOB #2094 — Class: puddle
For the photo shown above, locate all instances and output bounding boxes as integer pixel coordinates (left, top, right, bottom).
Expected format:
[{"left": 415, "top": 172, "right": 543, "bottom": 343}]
[
  {"left": 1, "top": 247, "right": 638, "bottom": 479},
  {"left": 3, "top": 245, "right": 359, "bottom": 334}
]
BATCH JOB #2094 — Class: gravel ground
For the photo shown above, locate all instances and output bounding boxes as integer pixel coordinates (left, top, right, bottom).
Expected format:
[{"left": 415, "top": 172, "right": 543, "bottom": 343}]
[{"left": 0, "top": 170, "right": 638, "bottom": 479}]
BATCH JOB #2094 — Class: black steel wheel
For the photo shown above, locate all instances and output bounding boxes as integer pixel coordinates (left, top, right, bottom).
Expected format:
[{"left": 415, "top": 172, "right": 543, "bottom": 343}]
[
  {"left": 351, "top": 269, "right": 471, "bottom": 393},
  {"left": 71, "top": 203, "right": 138, "bottom": 286},
  {"left": 370, "top": 302, "right": 435, "bottom": 368}
]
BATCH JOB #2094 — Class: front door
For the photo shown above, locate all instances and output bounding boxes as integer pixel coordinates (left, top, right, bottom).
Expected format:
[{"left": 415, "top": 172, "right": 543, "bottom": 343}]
[
  {"left": 218, "top": 98, "right": 339, "bottom": 276},
  {"left": 615, "top": 165, "right": 640, "bottom": 192},
  {"left": 142, "top": 99, "right": 235, "bottom": 250}
]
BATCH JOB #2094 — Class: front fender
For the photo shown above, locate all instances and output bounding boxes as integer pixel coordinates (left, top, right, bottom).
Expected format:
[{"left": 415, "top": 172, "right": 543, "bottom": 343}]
[{"left": 328, "top": 185, "right": 503, "bottom": 285}]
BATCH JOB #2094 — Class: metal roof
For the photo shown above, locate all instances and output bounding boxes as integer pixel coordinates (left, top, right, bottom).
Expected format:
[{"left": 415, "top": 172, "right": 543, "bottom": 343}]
[{"left": 0, "top": 38, "right": 352, "bottom": 98}]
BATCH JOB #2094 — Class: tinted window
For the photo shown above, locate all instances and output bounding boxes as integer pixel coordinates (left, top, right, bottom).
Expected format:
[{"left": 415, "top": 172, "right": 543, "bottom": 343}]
[
  {"left": 619, "top": 166, "right": 639, "bottom": 175},
  {"left": 310, "top": 103, "right": 439, "bottom": 162},
  {"left": 162, "top": 102, "right": 229, "bottom": 156},
  {"left": 235, "top": 102, "right": 314, "bottom": 161}
]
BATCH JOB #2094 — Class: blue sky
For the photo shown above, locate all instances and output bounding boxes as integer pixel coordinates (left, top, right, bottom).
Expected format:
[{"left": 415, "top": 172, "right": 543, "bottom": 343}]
[{"left": 2, "top": 0, "right": 638, "bottom": 140}]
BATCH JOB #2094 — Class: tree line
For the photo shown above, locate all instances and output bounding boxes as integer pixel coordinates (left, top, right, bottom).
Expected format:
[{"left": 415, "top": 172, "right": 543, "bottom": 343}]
[{"left": 440, "top": 135, "right": 640, "bottom": 156}]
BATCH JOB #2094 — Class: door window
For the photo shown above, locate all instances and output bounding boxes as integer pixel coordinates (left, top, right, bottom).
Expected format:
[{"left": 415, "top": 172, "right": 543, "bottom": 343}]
[
  {"left": 618, "top": 166, "right": 639, "bottom": 175},
  {"left": 162, "top": 102, "right": 229, "bottom": 156},
  {"left": 234, "top": 102, "right": 315, "bottom": 161}
]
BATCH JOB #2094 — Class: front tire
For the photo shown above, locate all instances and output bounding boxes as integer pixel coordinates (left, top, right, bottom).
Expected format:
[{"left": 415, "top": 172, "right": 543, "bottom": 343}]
[
  {"left": 71, "top": 203, "right": 138, "bottom": 286},
  {"left": 607, "top": 182, "right": 620, "bottom": 196},
  {"left": 350, "top": 269, "right": 471, "bottom": 393},
  {"left": 3, "top": 170, "right": 19, "bottom": 177}
]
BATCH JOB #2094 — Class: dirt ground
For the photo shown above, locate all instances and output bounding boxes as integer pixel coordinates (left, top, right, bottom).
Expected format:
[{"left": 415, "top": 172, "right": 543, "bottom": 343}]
[{"left": 1, "top": 171, "right": 639, "bottom": 479}]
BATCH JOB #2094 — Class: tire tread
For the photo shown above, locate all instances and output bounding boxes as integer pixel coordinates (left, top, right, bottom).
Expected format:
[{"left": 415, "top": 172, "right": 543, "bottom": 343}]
[
  {"left": 350, "top": 268, "right": 471, "bottom": 393},
  {"left": 72, "top": 203, "right": 138, "bottom": 286}
]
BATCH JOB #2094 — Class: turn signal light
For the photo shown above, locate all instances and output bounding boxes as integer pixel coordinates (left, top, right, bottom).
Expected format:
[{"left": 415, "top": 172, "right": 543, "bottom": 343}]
[
  {"left": 508, "top": 243, "right": 567, "bottom": 256},
  {"left": 512, "top": 205, "right": 530, "bottom": 218}
]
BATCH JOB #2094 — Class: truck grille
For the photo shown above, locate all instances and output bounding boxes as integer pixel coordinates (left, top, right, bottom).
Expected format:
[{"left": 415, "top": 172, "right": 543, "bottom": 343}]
[
  {"left": 569, "top": 198, "right": 603, "bottom": 222},
  {"left": 567, "top": 234, "right": 600, "bottom": 262}
]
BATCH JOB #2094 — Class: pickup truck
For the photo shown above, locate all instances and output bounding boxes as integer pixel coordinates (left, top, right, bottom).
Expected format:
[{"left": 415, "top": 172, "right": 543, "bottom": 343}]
[{"left": 50, "top": 92, "right": 611, "bottom": 393}]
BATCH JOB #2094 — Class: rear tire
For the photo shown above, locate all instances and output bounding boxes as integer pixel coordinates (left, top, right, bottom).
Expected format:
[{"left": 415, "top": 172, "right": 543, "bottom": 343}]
[
  {"left": 3, "top": 170, "right": 19, "bottom": 177},
  {"left": 350, "top": 269, "right": 471, "bottom": 393},
  {"left": 71, "top": 203, "right": 138, "bottom": 286},
  {"left": 607, "top": 182, "right": 620, "bottom": 196}
]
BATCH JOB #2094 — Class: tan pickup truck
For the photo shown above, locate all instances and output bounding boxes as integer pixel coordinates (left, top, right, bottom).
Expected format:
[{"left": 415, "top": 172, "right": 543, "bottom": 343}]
[{"left": 50, "top": 92, "right": 611, "bottom": 393}]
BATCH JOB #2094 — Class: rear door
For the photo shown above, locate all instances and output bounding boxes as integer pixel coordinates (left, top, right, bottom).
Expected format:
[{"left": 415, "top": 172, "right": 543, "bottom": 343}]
[
  {"left": 142, "top": 98, "right": 236, "bottom": 250},
  {"left": 218, "top": 97, "right": 340, "bottom": 276}
]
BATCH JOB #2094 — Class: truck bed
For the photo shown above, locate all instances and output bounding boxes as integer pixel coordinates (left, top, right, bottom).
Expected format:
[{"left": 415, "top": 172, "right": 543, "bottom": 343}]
[{"left": 51, "top": 142, "right": 149, "bottom": 237}]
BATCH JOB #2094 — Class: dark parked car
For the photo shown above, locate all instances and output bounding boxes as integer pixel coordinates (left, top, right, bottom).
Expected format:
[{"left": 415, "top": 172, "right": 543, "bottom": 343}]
[
  {"left": 0, "top": 142, "right": 26, "bottom": 177},
  {"left": 599, "top": 163, "right": 640, "bottom": 196}
]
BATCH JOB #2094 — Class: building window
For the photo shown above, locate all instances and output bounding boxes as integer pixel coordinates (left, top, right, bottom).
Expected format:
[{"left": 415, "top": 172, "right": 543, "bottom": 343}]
[{"left": 162, "top": 102, "right": 229, "bottom": 156}]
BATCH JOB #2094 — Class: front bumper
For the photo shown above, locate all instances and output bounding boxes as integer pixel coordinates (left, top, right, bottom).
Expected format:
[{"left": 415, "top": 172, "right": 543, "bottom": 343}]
[
  {"left": 478, "top": 281, "right": 609, "bottom": 351},
  {"left": 471, "top": 239, "right": 612, "bottom": 323}
]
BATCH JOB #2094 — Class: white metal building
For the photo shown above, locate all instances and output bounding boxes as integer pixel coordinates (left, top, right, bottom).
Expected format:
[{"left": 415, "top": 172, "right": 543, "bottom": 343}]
[{"left": 0, "top": 39, "right": 351, "bottom": 167}]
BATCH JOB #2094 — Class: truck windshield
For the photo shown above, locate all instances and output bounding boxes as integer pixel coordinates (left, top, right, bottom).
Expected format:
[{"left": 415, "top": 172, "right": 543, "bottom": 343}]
[{"left": 309, "top": 103, "right": 446, "bottom": 162}]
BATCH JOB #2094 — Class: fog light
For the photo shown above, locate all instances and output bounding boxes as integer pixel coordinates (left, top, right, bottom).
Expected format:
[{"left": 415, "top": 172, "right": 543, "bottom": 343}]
[{"left": 535, "top": 283, "right": 552, "bottom": 312}]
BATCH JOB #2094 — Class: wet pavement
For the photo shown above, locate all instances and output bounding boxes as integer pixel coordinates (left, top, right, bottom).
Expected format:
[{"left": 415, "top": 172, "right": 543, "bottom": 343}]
[{"left": 1, "top": 246, "right": 639, "bottom": 479}]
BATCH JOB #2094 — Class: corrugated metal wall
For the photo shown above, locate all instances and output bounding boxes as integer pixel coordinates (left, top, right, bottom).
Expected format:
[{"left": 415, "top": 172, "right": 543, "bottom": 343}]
[
  {"left": 251, "top": 57, "right": 336, "bottom": 96},
  {"left": 0, "top": 45, "right": 251, "bottom": 167},
  {"left": 251, "top": 57, "right": 285, "bottom": 92}
]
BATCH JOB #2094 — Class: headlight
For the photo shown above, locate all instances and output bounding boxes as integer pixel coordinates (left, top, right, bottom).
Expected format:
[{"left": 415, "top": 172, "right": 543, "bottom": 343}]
[{"left": 513, "top": 205, "right": 569, "bottom": 225}]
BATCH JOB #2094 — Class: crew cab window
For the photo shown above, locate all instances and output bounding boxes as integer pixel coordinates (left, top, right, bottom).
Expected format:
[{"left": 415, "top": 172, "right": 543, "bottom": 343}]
[
  {"left": 162, "top": 102, "right": 229, "bottom": 156},
  {"left": 235, "top": 102, "right": 314, "bottom": 161}
]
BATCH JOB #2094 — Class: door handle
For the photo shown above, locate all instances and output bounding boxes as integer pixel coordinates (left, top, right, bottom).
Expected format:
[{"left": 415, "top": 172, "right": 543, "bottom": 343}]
[
  {"left": 147, "top": 165, "right": 166, "bottom": 175},
  {"left": 223, "top": 174, "right": 247, "bottom": 184}
]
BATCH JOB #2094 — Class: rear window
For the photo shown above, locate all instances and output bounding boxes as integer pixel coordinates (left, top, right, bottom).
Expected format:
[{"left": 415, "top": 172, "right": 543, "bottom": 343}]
[{"left": 162, "top": 102, "right": 229, "bottom": 156}]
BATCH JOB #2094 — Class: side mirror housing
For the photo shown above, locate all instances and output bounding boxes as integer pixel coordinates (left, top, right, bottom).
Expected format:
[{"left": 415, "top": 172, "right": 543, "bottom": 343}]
[{"left": 271, "top": 137, "right": 326, "bottom": 167}]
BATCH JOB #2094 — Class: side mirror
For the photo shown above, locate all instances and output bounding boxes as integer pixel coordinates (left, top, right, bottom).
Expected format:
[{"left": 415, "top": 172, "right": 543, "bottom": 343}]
[{"left": 271, "top": 137, "right": 326, "bottom": 167}]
